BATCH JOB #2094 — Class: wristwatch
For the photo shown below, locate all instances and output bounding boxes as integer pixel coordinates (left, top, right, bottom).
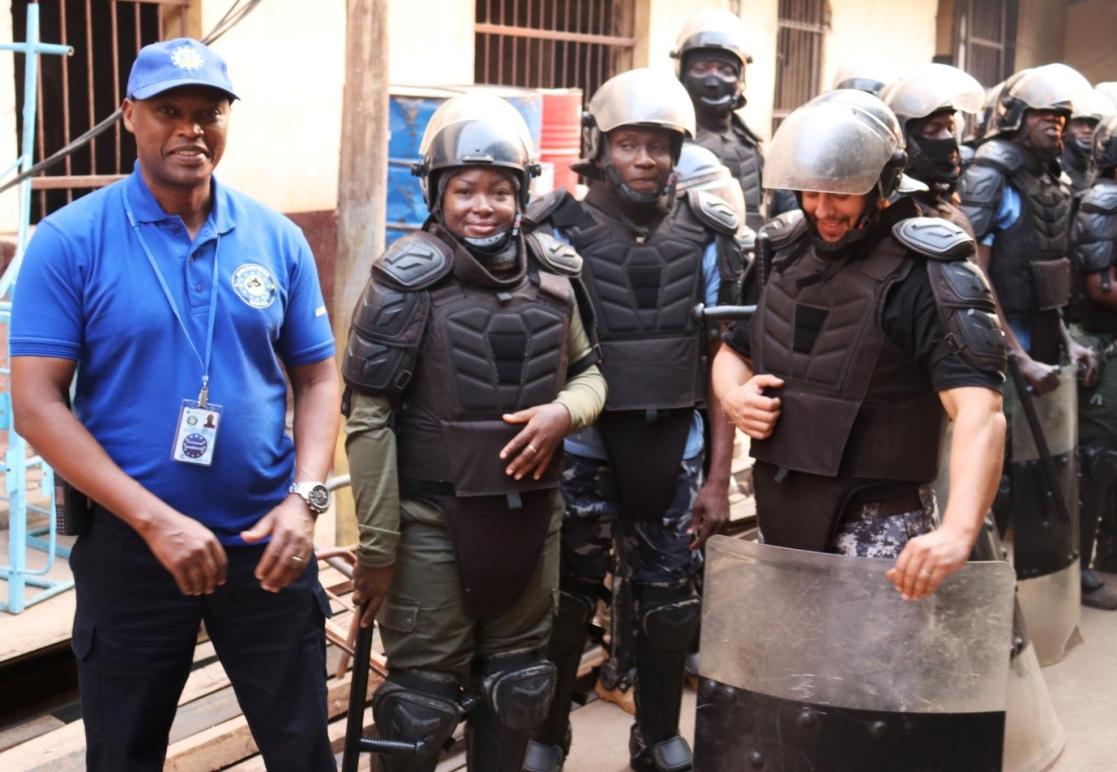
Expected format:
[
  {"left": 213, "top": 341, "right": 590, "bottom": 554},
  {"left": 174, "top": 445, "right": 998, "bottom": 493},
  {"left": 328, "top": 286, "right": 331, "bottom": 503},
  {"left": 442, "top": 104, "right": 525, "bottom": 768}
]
[{"left": 289, "top": 481, "right": 332, "bottom": 515}]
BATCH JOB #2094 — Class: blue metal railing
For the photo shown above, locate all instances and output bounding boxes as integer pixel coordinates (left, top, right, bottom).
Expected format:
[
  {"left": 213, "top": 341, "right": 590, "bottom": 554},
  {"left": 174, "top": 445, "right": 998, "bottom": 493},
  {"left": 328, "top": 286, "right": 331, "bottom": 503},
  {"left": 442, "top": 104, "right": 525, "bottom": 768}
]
[{"left": 0, "top": 3, "right": 74, "bottom": 614}]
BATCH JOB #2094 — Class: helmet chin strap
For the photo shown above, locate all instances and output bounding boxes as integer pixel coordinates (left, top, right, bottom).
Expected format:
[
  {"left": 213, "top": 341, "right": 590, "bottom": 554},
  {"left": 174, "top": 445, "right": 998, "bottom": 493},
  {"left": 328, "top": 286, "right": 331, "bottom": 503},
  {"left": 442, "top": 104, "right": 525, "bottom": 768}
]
[{"left": 597, "top": 136, "right": 679, "bottom": 207}]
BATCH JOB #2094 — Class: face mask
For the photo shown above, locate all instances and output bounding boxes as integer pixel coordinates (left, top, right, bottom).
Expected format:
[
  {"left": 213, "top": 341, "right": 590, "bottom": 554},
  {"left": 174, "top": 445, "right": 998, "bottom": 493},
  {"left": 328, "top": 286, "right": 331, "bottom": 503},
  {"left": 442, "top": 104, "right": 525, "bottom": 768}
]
[
  {"left": 909, "top": 134, "right": 961, "bottom": 185},
  {"left": 683, "top": 71, "right": 739, "bottom": 113}
]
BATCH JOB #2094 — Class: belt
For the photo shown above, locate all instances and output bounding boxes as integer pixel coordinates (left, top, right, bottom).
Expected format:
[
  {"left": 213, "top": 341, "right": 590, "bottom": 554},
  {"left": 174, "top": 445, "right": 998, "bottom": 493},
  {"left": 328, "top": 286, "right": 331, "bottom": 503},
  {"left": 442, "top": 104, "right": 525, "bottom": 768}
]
[{"left": 844, "top": 487, "right": 924, "bottom": 519}]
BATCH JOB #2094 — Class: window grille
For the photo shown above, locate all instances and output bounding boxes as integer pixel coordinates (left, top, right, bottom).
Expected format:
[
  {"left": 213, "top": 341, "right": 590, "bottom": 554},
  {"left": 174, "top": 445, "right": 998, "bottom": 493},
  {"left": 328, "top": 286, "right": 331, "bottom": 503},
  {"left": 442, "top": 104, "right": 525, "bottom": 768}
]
[
  {"left": 474, "top": 0, "right": 636, "bottom": 103},
  {"left": 11, "top": 0, "right": 195, "bottom": 221},
  {"left": 773, "top": 0, "right": 827, "bottom": 135},
  {"left": 954, "top": 0, "right": 1018, "bottom": 86}
]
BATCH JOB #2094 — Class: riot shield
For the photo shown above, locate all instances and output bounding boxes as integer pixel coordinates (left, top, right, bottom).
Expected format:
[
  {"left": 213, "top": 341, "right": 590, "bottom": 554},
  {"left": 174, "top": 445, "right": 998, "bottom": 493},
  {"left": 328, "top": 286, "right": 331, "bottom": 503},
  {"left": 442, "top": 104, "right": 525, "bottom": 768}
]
[
  {"left": 694, "top": 537, "right": 1015, "bottom": 772},
  {"left": 1005, "top": 365, "right": 1082, "bottom": 665}
]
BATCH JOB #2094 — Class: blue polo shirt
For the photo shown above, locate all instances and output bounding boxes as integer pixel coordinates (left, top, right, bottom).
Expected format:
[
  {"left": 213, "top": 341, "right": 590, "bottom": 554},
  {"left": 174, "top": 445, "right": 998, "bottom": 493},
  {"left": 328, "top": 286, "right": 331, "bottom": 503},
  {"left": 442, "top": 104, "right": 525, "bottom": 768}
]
[{"left": 11, "top": 167, "right": 335, "bottom": 544}]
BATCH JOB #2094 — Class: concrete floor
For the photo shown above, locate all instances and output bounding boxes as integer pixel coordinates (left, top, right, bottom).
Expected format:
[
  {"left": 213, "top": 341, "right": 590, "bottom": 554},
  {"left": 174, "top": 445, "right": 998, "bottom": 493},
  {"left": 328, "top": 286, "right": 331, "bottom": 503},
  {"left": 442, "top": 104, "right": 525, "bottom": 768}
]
[{"left": 560, "top": 571, "right": 1117, "bottom": 772}]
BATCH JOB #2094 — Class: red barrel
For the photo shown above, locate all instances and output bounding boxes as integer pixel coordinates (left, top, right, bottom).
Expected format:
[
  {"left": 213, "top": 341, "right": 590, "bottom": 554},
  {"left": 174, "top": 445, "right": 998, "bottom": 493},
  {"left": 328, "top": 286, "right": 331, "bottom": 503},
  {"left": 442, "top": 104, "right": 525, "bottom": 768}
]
[{"left": 539, "top": 89, "right": 583, "bottom": 195}]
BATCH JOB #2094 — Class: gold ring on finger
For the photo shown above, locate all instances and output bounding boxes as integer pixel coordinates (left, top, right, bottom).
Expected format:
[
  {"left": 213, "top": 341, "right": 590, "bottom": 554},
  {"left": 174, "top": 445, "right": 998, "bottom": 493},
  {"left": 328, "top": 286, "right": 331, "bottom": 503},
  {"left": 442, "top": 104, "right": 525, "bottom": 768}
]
[
  {"left": 291, "top": 554, "right": 306, "bottom": 564},
  {"left": 526, "top": 443, "right": 539, "bottom": 455},
  {"left": 918, "top": 568, "right": 932, "bottom": 579}
]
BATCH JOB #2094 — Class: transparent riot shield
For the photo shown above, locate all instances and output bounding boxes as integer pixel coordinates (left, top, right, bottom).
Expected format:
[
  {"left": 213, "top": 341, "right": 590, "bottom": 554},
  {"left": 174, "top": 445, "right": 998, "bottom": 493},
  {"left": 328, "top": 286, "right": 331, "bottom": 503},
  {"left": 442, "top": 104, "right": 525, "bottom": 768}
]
[
  {"left": 1005, "top": 365, "right": 1082, "bottom": 665},
  {"left": 694, "top": 537, "right": 1015, "bottom": 772}
]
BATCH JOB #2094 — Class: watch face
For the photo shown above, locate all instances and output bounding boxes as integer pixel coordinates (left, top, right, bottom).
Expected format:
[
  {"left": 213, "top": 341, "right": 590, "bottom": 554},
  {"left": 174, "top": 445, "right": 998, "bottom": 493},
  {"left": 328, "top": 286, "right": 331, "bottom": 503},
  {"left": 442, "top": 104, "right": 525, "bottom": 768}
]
[{"left": 307, "top": 484, "right": 330, "bottom": 510}]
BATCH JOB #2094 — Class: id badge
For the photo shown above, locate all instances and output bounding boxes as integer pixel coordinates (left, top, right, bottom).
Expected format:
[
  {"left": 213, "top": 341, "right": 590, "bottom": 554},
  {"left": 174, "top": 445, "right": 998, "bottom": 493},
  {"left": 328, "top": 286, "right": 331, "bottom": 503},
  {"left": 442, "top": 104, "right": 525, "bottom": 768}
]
[{"left": 172, "top": 400, "right": 223, "bottom": 466}]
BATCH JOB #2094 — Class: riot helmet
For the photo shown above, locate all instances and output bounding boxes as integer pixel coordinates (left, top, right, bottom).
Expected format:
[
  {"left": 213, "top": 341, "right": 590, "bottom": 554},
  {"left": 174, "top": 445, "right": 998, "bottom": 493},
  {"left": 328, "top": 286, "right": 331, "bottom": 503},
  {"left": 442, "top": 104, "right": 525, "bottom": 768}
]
[
  {"left": 675, "top": 141, "right": 747, "bottom": 225},
  {"left": 1097, "top": 82, "right": 1117, "bottom": 110},
  {"left": 576, "top": 68, "right": 696, "bottom": 204},
  {"left": 1065, "top": 88, "right": 1117, "bottom": 161},
  {"left": 1091, "top": 113, "right": 1117, "bottom": 178},
  {"left": 413, "top": 93, "right": 540, "bottom": 212},
  {"left": 765, "top": 90, "right": 918, "bottom": 251},
  {"left": 988, "top": 63, "right": 1094, "bottom": 138},
  {"left": 671, "top": 8, "right": 751, "bottom": 112},
  {"left": 830, "top": 60, "right": 895, "bottom": 97},
  {"left": 881, "top": 64, "right": 984, "bottom": 186}
]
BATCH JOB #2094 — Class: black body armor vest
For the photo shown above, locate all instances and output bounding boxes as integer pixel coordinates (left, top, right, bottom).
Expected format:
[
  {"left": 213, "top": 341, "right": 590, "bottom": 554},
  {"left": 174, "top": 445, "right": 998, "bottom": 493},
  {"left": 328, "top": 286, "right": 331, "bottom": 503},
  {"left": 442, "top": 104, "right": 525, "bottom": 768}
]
[
  {"left": 391, "top": 236, "right": 574, "bottom": 496},
  {"left": 694, "top": 115, "right": 766, "bottom": 231},
  {"left": 1072, "top": 178, "right": 1117, "bottom": 334},
  {"left": 748, "top": 218, "right": 946, "bottom": 551},
  {"left": 564, "top": 198, "right": 712, "bottom": 414},
  {"left": 978, "top": 140, "right": 1073, "bottom": 315}
]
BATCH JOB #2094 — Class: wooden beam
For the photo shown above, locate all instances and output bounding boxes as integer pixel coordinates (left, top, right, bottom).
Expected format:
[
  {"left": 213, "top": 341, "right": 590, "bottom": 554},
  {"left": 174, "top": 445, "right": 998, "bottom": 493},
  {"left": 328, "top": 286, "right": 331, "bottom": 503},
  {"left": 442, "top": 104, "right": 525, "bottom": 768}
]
[{"left": 333, "top": 0, "right": 391, "bottom": 546}]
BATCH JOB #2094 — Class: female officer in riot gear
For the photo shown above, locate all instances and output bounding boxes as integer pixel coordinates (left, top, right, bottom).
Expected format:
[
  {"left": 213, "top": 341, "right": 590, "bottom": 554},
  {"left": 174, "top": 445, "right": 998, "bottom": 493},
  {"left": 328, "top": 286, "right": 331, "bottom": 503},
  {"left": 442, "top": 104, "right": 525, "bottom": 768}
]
[{"left": 341, "top": 93, "right": 605, "bottom": 772}]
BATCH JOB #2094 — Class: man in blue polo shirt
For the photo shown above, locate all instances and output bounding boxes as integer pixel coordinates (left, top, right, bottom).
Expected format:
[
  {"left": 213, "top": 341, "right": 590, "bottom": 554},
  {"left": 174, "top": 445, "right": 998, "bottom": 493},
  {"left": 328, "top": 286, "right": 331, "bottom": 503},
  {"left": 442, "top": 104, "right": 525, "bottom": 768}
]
[{"left": 10, "top": 39, "right": 339, "bottom": 770}]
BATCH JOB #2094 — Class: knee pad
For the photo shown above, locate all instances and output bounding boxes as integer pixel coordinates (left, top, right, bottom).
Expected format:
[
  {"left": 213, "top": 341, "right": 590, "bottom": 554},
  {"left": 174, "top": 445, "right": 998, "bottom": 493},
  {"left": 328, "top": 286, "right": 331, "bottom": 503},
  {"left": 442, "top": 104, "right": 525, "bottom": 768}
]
[
  {"left": 477, "top": 652, "right": 558, "bottom": 732},
  {"left": 636, "top": 583, "right": 700, "bottom": 651},
  {"left": 371, "top": 672, "right": 461, "bottom": 755}
]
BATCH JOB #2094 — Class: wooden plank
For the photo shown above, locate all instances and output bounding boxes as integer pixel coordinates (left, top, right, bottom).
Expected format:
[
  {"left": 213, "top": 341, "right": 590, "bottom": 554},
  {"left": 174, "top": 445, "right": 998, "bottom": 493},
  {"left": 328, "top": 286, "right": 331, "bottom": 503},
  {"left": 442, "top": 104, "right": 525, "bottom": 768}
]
[
  {"left": 0, "top": 717, "right": 86, "bottom": 772},
  {"left": 0, "top": 715, "right": 64, "bottom": 754},
  {"left": 164, "top": 671, "right": 375, "bottom": 771}
]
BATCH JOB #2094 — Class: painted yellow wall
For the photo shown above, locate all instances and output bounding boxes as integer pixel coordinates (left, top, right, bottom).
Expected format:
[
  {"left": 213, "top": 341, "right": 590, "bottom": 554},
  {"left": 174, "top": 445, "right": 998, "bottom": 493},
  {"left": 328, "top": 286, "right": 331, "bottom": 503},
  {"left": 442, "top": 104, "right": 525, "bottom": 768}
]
[
  {"left": 203, "top": 0, "right": 346, "bottom": 214},
  {"left": 1064, "top": 0, "right": 1117, "bottom": 84}
]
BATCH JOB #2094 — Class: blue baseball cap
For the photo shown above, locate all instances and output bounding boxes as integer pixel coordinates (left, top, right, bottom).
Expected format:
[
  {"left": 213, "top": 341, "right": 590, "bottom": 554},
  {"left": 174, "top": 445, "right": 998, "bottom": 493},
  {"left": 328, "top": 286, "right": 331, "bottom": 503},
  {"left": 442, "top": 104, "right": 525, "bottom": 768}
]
[{"left": 126, "top": 38, "right": 238, "bottom": 101}]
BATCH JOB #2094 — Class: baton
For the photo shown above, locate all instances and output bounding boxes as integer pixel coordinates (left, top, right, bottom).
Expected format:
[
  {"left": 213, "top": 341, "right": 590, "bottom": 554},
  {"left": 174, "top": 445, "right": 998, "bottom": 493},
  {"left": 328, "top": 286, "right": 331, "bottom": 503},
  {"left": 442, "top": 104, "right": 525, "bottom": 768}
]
[
  {"left": 692, "top": 303, "right": 756, "bottom": 325},
  {"left": 1005, "top": 356, "right": 1072, "bottom": 525},
  {"left": 754, "top": 231, "right": 771, "bottom": 291},
  {"left": 341, "top": 609, "right": 422, "bottom": 772}
]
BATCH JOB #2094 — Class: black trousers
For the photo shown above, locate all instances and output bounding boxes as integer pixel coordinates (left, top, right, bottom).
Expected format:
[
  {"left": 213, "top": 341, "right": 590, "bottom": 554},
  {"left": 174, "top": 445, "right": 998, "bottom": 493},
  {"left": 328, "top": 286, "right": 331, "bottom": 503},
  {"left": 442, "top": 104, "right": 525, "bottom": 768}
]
[{"left": 69, "top": 511, "right": 336, "bottom": 772}]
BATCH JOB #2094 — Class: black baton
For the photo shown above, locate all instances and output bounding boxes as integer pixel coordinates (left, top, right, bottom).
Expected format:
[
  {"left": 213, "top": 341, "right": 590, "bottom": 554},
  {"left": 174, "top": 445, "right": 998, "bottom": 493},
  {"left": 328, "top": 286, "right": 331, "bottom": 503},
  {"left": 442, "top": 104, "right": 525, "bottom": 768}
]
[{"left": 692, "top": 303, "right": 756, "bottom": 325}]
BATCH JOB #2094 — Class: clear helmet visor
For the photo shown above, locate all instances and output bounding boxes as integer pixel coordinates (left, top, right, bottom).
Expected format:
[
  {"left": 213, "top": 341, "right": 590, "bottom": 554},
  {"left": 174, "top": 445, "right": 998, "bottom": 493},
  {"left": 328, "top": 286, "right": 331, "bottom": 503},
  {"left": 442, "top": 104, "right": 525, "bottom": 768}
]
[
  {"left": 764, "top": 98, "right": 900, "bottom": 195},
  {"left": 589, "top": 68, "right": 696, "bottom": 137},
  {"left": 831, "top": 60, "right": 895, "bottom": 95},
  {"left": 1008, "top": 63, "right": 1094, "bottom": 114},
  {"left": 419, "top": 93, "right": 537, "bottom": 170},
  {"left": 881, "top": 63, "right": 985, "bottom": 123}
]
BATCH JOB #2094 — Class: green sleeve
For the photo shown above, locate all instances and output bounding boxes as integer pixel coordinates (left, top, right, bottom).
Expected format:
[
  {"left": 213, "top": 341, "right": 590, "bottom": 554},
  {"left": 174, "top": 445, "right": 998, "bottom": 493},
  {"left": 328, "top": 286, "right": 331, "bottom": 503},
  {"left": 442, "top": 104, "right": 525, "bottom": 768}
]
[
  {"left": 553, "top": 306, "right": 607, "bottom": 432},
  {"left": 344, "top": 391, "right": 401, "bottom": 568}
]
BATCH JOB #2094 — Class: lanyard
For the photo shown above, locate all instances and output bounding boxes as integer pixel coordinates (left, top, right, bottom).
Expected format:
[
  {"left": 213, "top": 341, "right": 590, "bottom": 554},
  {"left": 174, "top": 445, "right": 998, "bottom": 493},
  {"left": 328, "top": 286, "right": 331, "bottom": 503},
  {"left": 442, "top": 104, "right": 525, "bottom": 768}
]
[{"left": 123, "top": 198, "right": 221, "bottom": 407}]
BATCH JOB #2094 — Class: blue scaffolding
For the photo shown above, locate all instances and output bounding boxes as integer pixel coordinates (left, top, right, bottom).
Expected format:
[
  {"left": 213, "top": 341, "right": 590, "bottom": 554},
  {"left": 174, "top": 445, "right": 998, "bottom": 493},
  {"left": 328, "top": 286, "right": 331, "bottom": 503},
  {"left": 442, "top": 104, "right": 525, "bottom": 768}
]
[{"left": 0, "top": 4, "right": 74, "bottom": 614}]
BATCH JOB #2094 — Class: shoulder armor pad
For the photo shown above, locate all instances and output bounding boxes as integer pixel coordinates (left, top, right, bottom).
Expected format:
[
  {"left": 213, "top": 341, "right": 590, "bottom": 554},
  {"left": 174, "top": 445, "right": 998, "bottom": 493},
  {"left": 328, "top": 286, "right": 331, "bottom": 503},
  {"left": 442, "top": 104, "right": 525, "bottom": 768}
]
[
  {"left": 925, "top": 259, "right": 1006, "bottom": 375},
  {"left": 686, "top": 189, "right": 739, "bottom": 236},
  {"left": 527, "top": 230, "right": 582, "bottom": 277},
  {"left": 957, "top": 160, "right": 1007, "bottom": 238},
  {"left": 523, "top": 189, "right": 573, "bottom": 230},
  {"left": 737, "top": 224, "right": 757, "bottom": 253},
  {"left": 759, "top": 209, "right": 807, "bottom": 249},
  {"left": 891, "top": 217, "right": 975, "bottom": 261},
  {"left": 372, "top": 232, "right": 453, "bottom": 289},
  {"left": 1080, "top": 184, "right": 1117, "bottom": 215},
  {"left": 973, "top": 138, "right": 1030, "bottom": 176},
  {"left": 341, "top": 279, "right": 430, "bottom": 399}
]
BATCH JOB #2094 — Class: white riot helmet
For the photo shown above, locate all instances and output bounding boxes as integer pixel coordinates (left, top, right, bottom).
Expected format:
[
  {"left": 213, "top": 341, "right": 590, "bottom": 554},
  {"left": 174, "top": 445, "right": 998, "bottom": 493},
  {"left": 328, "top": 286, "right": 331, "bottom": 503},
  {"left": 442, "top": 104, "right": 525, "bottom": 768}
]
[
  {"left": 675, "top": 142, "right": 747, "bottom": 225},
  {"left": 576, "top": 68, "right": 696, "bottom": 203},
  {"left": 988, "top": 63, "right": 1094, "bottom": 138}
]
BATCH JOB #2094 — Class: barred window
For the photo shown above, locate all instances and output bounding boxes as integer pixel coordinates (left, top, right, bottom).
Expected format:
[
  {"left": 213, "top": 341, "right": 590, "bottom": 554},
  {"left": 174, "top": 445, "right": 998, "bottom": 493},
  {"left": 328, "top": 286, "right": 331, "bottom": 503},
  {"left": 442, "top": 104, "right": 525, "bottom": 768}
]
[
  {"left": 954, "top": 0, "right": 1018, "bottom": 86},
  {"left": 773, "top": 0, "right": 827, "bottom": 134}
]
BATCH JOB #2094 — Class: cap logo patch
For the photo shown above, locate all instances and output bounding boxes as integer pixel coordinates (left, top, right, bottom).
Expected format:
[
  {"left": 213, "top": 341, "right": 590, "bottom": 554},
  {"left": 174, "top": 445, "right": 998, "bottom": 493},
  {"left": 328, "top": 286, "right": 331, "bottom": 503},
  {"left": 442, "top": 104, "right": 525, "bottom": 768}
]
[
  {"left": 232, "top": 263, "right": 278, "bottom": 309},
  {"left": 170, "top": 45, "right": 205, "bottom": 72}
]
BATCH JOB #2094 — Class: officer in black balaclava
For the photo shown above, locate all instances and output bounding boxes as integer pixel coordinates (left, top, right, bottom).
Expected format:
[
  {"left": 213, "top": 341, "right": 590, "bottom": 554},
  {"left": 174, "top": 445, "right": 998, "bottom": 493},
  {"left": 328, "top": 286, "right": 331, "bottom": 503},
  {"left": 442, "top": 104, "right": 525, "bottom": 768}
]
[
  {"left": 882, "top": 63, "right": 987, "bottom": 233},
  {"left": 672, "top": 7, "right": 795, "bottom": 229}
]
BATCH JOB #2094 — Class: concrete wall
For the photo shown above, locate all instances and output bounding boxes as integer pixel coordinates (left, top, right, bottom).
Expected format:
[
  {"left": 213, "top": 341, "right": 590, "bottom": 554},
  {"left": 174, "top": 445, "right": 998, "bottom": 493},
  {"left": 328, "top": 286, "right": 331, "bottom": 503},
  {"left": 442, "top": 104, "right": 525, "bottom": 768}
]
[
  {"left": 203, "top": 0, "right": 345, "bottom": 214},
  {"left": 824, "top": 0, "right": 939, "bottom": 89},
  {"left": 1064, "top": 0, "right": 1117, "bottom": 84},
  {"left": 1014, "top": 0, "right": 1069, "bottom": 71}
]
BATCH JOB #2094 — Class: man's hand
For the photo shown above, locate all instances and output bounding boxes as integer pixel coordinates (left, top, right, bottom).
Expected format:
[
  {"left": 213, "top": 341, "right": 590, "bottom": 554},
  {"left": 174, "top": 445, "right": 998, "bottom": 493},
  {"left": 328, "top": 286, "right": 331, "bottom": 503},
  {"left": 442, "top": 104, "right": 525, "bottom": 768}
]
[
  {"left": 352, "top": 563, "right": 396, "bottom": 629},
  {"left": 885, "top": 526, "right": 974, "bottom": 601},
  {"left": 241, "top": 496, "right": 316, "bottom": 593},
  {"left": 1015, "top": 353, "right": 1061, "bottom": 396},
  {"left": 720, "top": 374, "right": 784, "bottom": 439},
  {"left": 143, "top": 511, "right": 228, "bottom": 596},
  {"left": 500, "top": 403, "right": 573, "bottom": 481},
  {"left": 690, "top": 478, "right": 729, "bottom": 549},
  {"left": 1068, "top": 340, "right": 1099, "bottom": 388}
]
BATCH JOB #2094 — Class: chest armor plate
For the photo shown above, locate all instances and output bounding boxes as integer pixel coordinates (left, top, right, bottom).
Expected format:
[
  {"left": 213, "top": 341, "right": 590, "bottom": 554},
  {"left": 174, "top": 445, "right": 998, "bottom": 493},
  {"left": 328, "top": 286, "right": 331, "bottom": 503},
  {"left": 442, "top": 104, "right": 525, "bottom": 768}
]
[
  {"left": 395, "top": 243, "right": 573, "bottom": 495},
  {"left": 749, "top": 237, "right": 944, "bottom": 481},
  {"left": 567, "top": 201, "right": 709, "bottom": 411},
  {"left": 694, "top": 124, "right": 765, "bottom": 231},
  {"left": 989, "top": 165, "right": 1072, "bottom": 314}
]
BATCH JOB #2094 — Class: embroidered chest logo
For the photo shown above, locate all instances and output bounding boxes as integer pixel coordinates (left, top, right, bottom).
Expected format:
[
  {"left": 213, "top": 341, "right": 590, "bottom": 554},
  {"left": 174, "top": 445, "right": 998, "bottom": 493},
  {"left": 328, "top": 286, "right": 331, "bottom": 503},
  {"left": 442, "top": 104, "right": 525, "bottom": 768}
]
[
  {"left": 170, "top": 45, "right": 205, "bottom": 72},
  {"left": 231, "top": 263, "right": 278, "bottom": 309}
]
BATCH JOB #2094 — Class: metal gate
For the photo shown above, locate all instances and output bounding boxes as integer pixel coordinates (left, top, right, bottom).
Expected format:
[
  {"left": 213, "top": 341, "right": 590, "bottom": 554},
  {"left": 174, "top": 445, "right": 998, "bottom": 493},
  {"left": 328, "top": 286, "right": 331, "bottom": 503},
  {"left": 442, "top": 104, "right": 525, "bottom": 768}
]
[{"left": 954, "top": 0, "right": 1018, "bottom": 86}]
